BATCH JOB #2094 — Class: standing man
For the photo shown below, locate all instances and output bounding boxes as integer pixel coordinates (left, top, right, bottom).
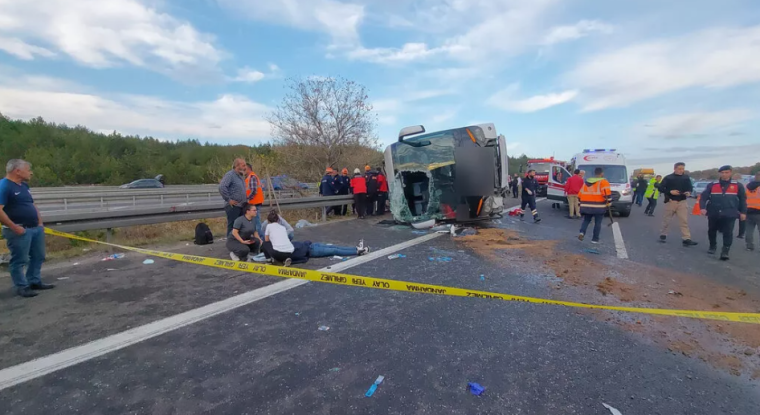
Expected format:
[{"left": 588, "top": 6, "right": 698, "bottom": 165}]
[
  {"left": 658, "top": 162, "right": 698, "bottom": 246},
  {"left": 319, "top": 167, "right": 337, "bottom": 217},
  {"left": 350, "top": 168, "right": 367, "bottom": 219},
  {"left": 338, "top": 168, "right": 351, "bottom": 216},
  {"left": 365, "top": 165, "right": 379, "bottom": 216},
  {"left": 734, "top": 173, "right": 747, "bottom": 240},
  {"left": 244, "top": 163, "right": 264, "bottom": 221},
  {"left": 564, "top": 169, "right": 583, "bottom": 219},
  {"left": 511, "top": 174, "right": 519, "bottom": 198},
  {"left": 0, "top": 159, "right": 55, "bottom": 298},
  {"left": 219, "top": 157, "right": 248, "bottom": 237},
  {"left": 744, "top": 173, "right": 760, "bottom": 251},
  {"left": 699, "top": 165, "right": 747, "bottom": 260},
  {"left": 520, "top": 170, "right": 541, "bottom": 223},
  {"left": 376, "top": 168, "right": 388, "bottom": 215},
  {"left": 634, "top": 174, "right": 648, "bottom": 207},
  {"left": 577, "top": 167, "right": 612, "bottom": 243},
  {"left": 644, "top": 175, "right": 662, "bottom": 216}
]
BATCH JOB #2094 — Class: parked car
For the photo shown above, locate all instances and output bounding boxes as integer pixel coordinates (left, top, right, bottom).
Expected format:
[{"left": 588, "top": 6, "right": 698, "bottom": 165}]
[
  {"left": 692, "top": 181, "right": 709, "bottom": 198},
  {"left": 120, "top": 179, "right": 164, "bottom": 189}
]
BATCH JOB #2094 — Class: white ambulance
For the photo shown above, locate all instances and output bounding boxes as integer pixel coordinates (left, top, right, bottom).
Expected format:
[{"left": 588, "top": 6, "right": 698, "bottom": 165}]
[{"left": 568, "top": 149, "right": 632, "bottom": 217}]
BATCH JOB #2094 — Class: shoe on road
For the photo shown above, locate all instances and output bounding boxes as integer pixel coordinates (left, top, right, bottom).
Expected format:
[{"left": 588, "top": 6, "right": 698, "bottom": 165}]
[
  {"left": 16, "top": 287, "right": 38, "bottom": 298},
  {"left": 737, "top": 234, "right": 745, "bottom": 239},
  {"left": 357, "top": 246, "right": 370, "bottom": 256},
  {"left": 708, "top": 245, "right": 717, "bottom": 255},
  {"left": 682, "top": 239, "right": 698, "bottom": 247},
  {"left": 283, "top": 258, "right": 292, "bottom": 267},
  {"left": 659, "top": 235, "right": 666, "bottom": 243},
  {"left": 30, "top": 283, "right": 55, "bottom": 290},
  {"left": 578, "top": 233, "right": 585, "bottom": 241},
  {"left": 230, "top": 252, "right": 241, "bottom": 261},
  {"left": 591, "top": 239, "right": 599, "bottom": 244},
  {"left": 720, "top": 247, "right": 730, "bottom": 261},
  {"left": 748, "top": 245, "right": 755, "bottom": 251}
]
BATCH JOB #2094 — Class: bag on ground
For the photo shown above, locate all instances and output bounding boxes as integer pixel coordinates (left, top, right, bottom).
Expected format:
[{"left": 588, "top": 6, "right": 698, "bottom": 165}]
[{"left": 194, "top": 222, "right": 214, "bottom": 245}]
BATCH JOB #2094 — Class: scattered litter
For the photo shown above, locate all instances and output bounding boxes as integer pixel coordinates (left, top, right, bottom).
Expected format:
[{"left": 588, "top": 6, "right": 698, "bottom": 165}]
[
  {"left": 143, "top": 259, "right": 155, "bottom": 265},
  {"left": 411, "top": 219, "right": 436, "bottom": 229},
  {"left": 57, "top": 277, "right": 70, "bottom": 280},
  {"left": 431, "top": 225, "right": 450, "bottom": 232},
  {"left": 82, "top": 248, "right": 91, "bottom": 252},
  {"left": 668, "top": 290, "right": 684, "bottom": 297},
  {"left": 72, "top": 262, "right": 80, "bottom": 266},
  {"left": 387, "top": 254, "right": 406, "bottom": 260},
  {"left": 480, "top": 275, "right": 485, "bottom": 281},
  {"left": 251, "top": 253, "right": 268, "bottom": 262},
  {"left": 329, "top": 367, "right": 340, "bottom": 372},
  {"left": 468, "top": 382, "right": 485, "bottom": 396},
  {"left": 365, "top": 375, "right": 385, "bottom": 397},
  {"left": 101, "top": 253, "right": 125, "bottom": 261},
  {"left": 217, "top": 237, "right": 227, "bottom": 242},
  {"left": 186, "top": 243, "right": 190, "bottom": 246},
  {"left": 428, "top": 257, "right": 453, "bottom": 262},
  {"left": 106, "top": 268, "right": 117, "bottom": 271},
  {"left": 295, "top": 312, "right": 300, "bottom": 316},
  {"left": 318, "top": 326, "right": 330, "bottom": 331},
  {"left": 296, "top": 219, "right": 316, "bottom": 228},
  {"left": 602, "top": 403, "right": 623, "bottom": 415},
  {"left": 492, "top": 219, "right": 502, "bottom": 224},
  {"left": 411, "top": 230, "right": 428, "bottom": 235},
  {"left": 331, "top": 256, "right": 344, "bottom": 260},
  {"left": 454, "top": 227, "right": 477, "bottom": 237},
  {"left": 583, "top": 248, "right": 600, "bottom": 254}
]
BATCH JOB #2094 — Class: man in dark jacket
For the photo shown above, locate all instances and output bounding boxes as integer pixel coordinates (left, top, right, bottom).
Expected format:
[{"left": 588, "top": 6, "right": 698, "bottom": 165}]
[
  {"left": 319, "top": 167, "right": 338, "bottom": 217},
  {"left": 521, "top": 170, "right": 541, "bottom": 223},
  {"left": 634, "top": 174, "right": 648, "bottom": 207},
  {"left": 699, "top": 165, "right": 747, "bottom": 260},
  {"left": 744, "top": 173, "right": 760, "bottom": 251},
  {"left": 658, "top": 162, "right": 698, "bottom": 246},
  {"left": 365, "top": 165, "right": 379, "bottom": 216},
  {"left": 337, "top": 168, "right": 350, "bottom": 216},
  {"left": 511, "top": 173, "right": 519, "bottom": 198}
]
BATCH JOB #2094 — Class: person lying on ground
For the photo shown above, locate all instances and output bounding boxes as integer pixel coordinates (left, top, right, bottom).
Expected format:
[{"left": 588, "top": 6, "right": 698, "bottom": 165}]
[
  {"left": 227, "top": 203, "right": 262, "bottom": 261},
  {"left": 261, "top": 215, "right": 294, "bottom": 240}
]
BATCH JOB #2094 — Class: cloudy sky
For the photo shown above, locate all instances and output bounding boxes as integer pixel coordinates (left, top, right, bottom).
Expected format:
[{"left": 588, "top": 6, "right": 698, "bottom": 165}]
[{"left": 1, "top": 0, "right": 759, "bottom": 173}]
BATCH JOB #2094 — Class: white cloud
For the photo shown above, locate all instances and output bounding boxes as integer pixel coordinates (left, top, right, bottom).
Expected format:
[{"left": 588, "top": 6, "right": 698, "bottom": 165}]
[
  {"left": 0, "top": 74, "right": 271, "bottom": 141},
  {"left": 542, "top": 20, "right": 613, "bottom": 45},
  {"left": 0, "top": 36, "right": 56, "bottom": 60},
  {"left": 231, "top": 67, "right": 266, "bottom": 83},
  {"left": 641, "top": 109, "right": 755, "bottom": 138},
  {"left": 487, "top": 83, "right": 577, "bottom": 112},
  {"left": 217, "top": 0, "right": 364, "bottom": 47},
  {"left": 347, "top": 42, "right": 442, "bottom": 63},
  {"left": 567, "top": 25, "right": 760, "bottom": 111},
  {"left": 0, "top": 0, "right": 224, "bottom": 79}
]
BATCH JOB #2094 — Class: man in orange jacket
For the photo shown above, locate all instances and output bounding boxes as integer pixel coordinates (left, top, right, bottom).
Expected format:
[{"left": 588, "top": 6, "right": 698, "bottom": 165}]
[
  {"left": 578, "top": 167, "right": 612, "bottom": 244},
  {"left": 244, "top": 163, "right": 264, "bottom": 220}
]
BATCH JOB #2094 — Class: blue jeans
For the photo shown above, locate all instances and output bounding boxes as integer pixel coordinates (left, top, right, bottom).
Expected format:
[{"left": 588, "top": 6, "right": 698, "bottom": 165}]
[
  {"left": 309, "top": 243, "right": 357, "bottom": 257},
  {"left": 580, "top": 214, "right": 604, "bottom": 241},
  {"left": 634, "top": 192, "right": 645, "bottom": 206},
  {"left": 2, "top": 226, "right": 45, "bottom": 288}
]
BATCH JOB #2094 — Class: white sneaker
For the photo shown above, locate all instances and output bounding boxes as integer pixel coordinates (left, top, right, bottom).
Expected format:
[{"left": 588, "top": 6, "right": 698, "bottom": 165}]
[
  {"left": 283, "top": 258, "right": 292, "bottom": 267},
  {"left": 358, "top": 239, "right": 365, "bottom": 250},
  {"left": 357, "top": 246, "right": 370, "bottom": 256},
  {"left": 230, "top": 252, "right": 241, "bottom": 261}
]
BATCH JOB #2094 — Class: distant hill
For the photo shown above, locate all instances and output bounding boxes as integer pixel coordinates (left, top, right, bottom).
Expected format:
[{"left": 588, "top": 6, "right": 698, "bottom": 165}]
[{"left": 689, "top": 163, "right": 760, "bottom": 180}]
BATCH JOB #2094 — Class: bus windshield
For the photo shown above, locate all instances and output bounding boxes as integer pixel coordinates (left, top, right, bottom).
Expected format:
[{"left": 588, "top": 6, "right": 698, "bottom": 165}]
[{"left": 578, "top": 165, "right": 628, "bottom": 184}]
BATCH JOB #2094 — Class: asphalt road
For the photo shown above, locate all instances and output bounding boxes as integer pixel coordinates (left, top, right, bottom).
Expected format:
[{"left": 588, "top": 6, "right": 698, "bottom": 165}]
[{"left": 1, "top": 205, "right": 759, "bottom": 414}]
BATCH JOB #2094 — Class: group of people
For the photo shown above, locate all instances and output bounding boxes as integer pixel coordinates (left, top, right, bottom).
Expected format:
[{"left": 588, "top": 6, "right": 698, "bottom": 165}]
[
  {"left": 218, "top": 158, "right": 370, "bottom": 266},
  {"left": 320, "top": 166, "right": 388, "bottom": 219}
]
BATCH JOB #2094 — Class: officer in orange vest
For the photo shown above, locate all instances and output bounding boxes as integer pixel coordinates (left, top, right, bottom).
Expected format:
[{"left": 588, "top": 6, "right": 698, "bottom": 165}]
[
  {"left": 743, "top": 172, "right": 760, "bottom": 251},
  {"left": 577, "top": 167, "right": 612, "bottom": 243},
  {"left": 699, "top": 165, "right": 747, "bottom": 260},
  {"left": 244, "top": 163, "right": 264, "bottom": 219}
]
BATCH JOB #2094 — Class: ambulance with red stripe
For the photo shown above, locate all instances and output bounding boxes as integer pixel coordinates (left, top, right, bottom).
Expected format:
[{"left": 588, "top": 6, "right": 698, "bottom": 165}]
[{"left": 526, "top": 157, "right": 566, "bottom": 197}]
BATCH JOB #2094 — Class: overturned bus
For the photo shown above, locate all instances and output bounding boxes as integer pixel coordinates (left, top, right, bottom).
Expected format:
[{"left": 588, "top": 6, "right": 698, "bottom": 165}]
[{"left": 383, "top": 123, "right": 509, "bottom": 224}]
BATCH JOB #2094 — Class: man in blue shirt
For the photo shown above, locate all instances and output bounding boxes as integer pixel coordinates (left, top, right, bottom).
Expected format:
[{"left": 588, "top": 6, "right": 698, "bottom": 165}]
[
  {"left": 0, "top": 159, "right": 55, "bottom": 298},
  {"left": 218, "top": 158, "right": 248, "bottom": 236}
]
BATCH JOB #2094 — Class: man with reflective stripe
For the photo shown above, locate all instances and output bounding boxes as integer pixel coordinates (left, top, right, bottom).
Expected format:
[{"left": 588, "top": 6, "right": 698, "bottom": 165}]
[
  {"left": 520, "top": 169, "right": 541, "bottom": 223},
  {"left": 643, "top": 175, "right": 662, "bottom": 216},
  {"left": 577, "top": 167, "right": 612, "bottom": 243},
  {"left": 699, "top": 165, "right": 747, "bottom": 260},
  {"left": 742, "top": 173, "right": 760, "bottom": 251},
  {"left": 244, "top": 163, "right": 264, "bottom": 220}
]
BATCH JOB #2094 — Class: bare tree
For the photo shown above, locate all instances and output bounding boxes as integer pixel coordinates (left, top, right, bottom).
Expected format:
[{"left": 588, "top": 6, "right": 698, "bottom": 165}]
[{"left": 267, "top": 76, "right": 379, "bottom": 170}]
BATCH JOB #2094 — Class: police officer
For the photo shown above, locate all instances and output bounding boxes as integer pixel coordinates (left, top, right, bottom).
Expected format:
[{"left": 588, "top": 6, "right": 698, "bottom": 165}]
[
  {"left": 699, "top": 165, "right": 747, "bottom": 260},
  {"left": 521, "top": 169, "right": 541, "bottom": 223}
]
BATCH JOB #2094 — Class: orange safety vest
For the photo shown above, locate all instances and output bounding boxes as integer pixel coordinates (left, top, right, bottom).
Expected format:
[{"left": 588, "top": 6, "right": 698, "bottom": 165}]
[
  {"left": 747, "top": 186, "right": 760, "bottom": 211},
  {"left": 245, "top": 172, "right": 264, "bottom": 205},
  {"left": 578, "top": 179, "right": 611, "bottom": 214}
]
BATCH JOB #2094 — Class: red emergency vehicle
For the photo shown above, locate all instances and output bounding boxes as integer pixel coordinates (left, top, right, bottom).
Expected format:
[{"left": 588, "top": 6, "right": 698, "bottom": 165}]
[{"left": 526, "top": 157, "right": 567, "bottom": 197}]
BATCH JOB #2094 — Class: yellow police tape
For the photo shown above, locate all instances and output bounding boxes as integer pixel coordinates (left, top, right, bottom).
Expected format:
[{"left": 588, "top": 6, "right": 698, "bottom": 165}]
[{"left": 45, "top": 228, "right": 760, "bottom": 325}]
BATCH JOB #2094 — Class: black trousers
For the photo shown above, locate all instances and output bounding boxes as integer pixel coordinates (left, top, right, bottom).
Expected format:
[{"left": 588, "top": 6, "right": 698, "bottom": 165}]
[
  {"left": 521, "top": 195, "right": 537, "bottom": 217},
  {"left": 354, "top": 193, "right": 366, "bottom": 217},
  {"left": 512, "top": 186, "right": 518, "bottom": 198},
  {"left": 226, "top": 238, "right": 261, "bottom": 260},
  {"left": 376, "top": 192, "right": 387, "bottom": 214},
  {"left": 708, "top": 216, "right": 736, "bottom": 248},
  {"left": 261, "top": 241, "right": 292, "bottom": 262},
  {"left": 738, "top": 218, "right": 746, "bottom": 237},
  {"left": 644, "top": 197, "right": 657, "bottom": 214},
  {"left": 366, "top": 193, "right": 378, "bottom": 215}
]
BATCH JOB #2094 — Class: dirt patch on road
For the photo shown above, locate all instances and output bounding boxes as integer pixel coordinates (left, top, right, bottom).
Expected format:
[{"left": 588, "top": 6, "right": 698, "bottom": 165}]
[{"left": 457, "top": 228, "right": 760, "bottom": 380}]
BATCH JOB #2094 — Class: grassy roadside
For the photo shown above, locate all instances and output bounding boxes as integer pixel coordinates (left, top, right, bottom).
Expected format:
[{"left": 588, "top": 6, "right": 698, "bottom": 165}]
[{"left": 0, "top": 207, "right": 352, "bottom": 262}]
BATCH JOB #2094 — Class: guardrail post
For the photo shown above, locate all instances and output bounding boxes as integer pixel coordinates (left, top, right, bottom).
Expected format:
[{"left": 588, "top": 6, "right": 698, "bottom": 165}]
[
  {"left": 64, "top": 198, "right": 68, "bottom": 211},
  {"left": 160, "top": 195, "right": 164, "bottom": 205},
  {"left": 132, "top": 196, "right": 136, "bottom": 207},
  {"left": 322, "top": 207, "right": 327, "bottom": 222},
  {"left": 100, "top": 197, "right": 104, "bottom": 208}
]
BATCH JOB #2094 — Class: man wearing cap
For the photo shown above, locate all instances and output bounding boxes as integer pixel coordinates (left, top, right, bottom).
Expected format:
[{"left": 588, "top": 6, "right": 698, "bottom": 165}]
[
  {"left": 337, "top": 168, "right": 351, "bottom": 216},
  {"left": 350, "top": 168, "right": 367, "bottom": 219},
  {"left": 365, "top": 165, "right": 379, "bottom": 216},
  {"left": 319, "top": 167, "right": 338, "bottom": 217},
  {"left": 699, "top": 165, "right": 747, "bottom": 260}
]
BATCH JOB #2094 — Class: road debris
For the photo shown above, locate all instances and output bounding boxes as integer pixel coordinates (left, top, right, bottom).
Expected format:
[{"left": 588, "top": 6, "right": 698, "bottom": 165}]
[
  {"left": 331, "top": 256, "right": 344, "bottom": 260},
  {"left": 602, "top": 402, "right": 623, "bottom": 415},
  {"left": 143, "top": 259, "right": 155, "bottom": 265},
  {"left": 72, "top": 262, "right": 80, "bottom": 266},
  {"left": 480, "top": 274, "right": 485, "bottom": 281},
  {"left": 106, "top": 268, "right": 117, "bottom": 271},
  {"left": 467, "top": 382, "right": 485, "bottom": 396},
  {"left": 329, "top": 367, "right": 340, "bottom": 372},
  {"left": 102, "top": 253, "right": 125, "bottom": 261},
  {"left": 411, "top": 219, "right": 435, "bottom": 229},
  {"left": 294, "top": 312, "right": 300, "bottom": 316},
  {"left": 668, "top": 290, "right": 684, "bottom": 297},
  {"left": 365, "top": 375, "right": 385, "bottom": 397},
  {"left": 318, "top": 325, "right": 330, "bottom": 331},
  {"left": 387, "top": 254, "right": 406, "bottom": 260},
  {"left": 583, "top": 248, "right": 600, "bottom": 254},
  {"left": 412, "top": 230, "right": 428, "bottom": 235},
  {"left": 428, "top": 257, "right": 453, "bottom": 262},
  {"left": 57, "top": 277, "right": 70, "bottom": 280}
]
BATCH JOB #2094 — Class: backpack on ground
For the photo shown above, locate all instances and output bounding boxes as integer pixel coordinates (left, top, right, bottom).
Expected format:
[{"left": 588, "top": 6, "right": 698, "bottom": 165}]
[{"left": 194, "top": 222, "right": 214, "bottom": 245}]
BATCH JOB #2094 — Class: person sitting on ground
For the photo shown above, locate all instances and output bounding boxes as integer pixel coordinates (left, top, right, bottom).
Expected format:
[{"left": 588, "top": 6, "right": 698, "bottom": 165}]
[
  {"left": 227, "top": 203, "right": 262, "bottom": 261},
  {"left": 260, "top": 215, "right": 294, "bottom": 240},
  {"left": 262, "top": 210, "right": 295, "bottom": 266}
]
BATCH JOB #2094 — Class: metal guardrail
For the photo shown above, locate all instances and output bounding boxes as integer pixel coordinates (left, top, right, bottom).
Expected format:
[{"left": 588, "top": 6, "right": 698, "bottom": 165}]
[{"left": 45, "top": 195, "right": 354, "bottom": 233}]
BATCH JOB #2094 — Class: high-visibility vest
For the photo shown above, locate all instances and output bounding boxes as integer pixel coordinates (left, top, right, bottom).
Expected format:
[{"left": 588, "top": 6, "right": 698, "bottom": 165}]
[
  {"left": 579, "top": 179, "right": 611, "bottom": 214},
  {"left": 245, "top": 172, "right": 264, "bottom": 205},
  {"left": 644, "top": 178, "right": 660, "bottom": 199},
  {"left": 747, "top": 186, "right": 760, "bottom": 211}
]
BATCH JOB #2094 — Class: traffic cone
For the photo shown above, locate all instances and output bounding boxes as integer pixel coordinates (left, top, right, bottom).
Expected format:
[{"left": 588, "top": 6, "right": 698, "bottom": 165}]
[{"left": 692, "top": 195, "right": 701, "bottom": 215}]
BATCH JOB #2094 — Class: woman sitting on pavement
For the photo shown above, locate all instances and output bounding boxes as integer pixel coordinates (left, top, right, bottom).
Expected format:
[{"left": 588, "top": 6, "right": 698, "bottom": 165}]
[
  {"left": 227, "top": 203, "right": 262, "bottom": 262},
  {"left": 260, "top": 210, "right": 370, "bottom": 266}
]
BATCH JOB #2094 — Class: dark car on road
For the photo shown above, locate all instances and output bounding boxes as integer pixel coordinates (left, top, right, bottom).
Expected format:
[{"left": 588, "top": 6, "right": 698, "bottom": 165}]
[{"left": 120, "top": 179, "right": 164, "bottom": 189}]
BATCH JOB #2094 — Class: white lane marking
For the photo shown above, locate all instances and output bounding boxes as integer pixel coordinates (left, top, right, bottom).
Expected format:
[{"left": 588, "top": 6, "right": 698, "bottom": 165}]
[
  {"left": 611, "top": 222, "right": 629, "bottom": 259},
  {"left": 0, "top": 232, "right": 441, "bottom": 391}
]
